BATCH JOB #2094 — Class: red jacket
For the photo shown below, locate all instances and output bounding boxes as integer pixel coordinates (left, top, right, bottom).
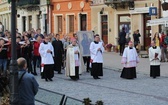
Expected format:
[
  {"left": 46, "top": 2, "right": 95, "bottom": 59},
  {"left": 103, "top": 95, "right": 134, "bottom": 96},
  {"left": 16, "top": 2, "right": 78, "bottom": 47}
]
[
  {"left": 7, "top": 43, "right": 11, "bottom": 59},
  {"left": 160, "top": 34, "right": 167, "bottom": 48},
  {"left": 33, "top": 41, "right": 40, "bottom": 56}
]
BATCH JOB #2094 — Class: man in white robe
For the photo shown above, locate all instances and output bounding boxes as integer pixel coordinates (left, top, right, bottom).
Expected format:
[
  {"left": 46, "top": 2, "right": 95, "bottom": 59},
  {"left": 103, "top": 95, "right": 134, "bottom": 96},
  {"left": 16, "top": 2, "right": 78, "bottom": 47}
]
[
  {"left": 90, "top": 34, "right": 104, "bottom": 79},
  {"left": 120, "top": 41, "right": 139, "bottom": 79},
  {"left": 39, "top": 36, "right": 54, "bottom": 81},
  {"left": 149, "top": 41, "right": 161, "bottom": 78},
  {"left": 65, "top": 38, "right": 85, "bottom": 80}
]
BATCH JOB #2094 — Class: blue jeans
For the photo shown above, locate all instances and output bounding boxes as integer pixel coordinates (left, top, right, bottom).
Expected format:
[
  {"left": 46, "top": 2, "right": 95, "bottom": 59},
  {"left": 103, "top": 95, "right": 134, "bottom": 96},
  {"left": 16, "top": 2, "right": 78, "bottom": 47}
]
[{"left": 0, "top": 59, "right": 7, "bottom": 72}]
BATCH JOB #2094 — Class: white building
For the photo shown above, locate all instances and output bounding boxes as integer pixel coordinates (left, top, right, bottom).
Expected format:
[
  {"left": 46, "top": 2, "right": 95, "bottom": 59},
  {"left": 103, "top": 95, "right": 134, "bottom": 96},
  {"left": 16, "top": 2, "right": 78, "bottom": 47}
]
[
  {"left": 17, "top": 0, "right": 49, "bottom": 33},
  {"left": 0, "top": 0, "right": 11, "bottom": 31},
  {"left": 0, "top": 0, "right": 50, "bottom": 33}
]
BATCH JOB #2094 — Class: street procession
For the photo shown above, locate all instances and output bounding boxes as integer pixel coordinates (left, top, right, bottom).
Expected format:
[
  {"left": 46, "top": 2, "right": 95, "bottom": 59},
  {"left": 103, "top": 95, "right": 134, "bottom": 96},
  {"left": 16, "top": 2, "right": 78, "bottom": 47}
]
[{"left": 0, "top": 0, "right": 168, "bottom": 105}]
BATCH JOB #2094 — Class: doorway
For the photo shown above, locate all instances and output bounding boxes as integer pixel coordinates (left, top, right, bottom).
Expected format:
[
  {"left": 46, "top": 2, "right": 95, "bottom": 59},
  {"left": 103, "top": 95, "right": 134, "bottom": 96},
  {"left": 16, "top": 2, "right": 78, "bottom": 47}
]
[
  {"left": 101, "top": 15, "right": 108, "bottom": 44},
  {"left": 44, "top": 14, "right": 47, "bottom": 33},
  {"left": 22, "top": 16, "right": 26, "bottom": 32},
  {"left": 143, "top": 14, "right": 151, "bottom": 50}
]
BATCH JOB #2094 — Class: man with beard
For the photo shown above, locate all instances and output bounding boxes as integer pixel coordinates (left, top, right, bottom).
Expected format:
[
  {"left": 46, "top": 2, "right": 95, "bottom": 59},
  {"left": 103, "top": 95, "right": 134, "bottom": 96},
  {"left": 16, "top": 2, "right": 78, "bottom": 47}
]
[{"left": 52, "top": 34, "right": 64, "bottom": 74}]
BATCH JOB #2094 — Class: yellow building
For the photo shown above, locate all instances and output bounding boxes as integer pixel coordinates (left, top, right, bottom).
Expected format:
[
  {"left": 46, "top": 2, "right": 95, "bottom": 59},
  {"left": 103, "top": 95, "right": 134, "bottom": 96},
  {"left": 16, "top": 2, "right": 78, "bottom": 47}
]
[{"left": 91, "top": 0, "right": 161, "bottom": 50}]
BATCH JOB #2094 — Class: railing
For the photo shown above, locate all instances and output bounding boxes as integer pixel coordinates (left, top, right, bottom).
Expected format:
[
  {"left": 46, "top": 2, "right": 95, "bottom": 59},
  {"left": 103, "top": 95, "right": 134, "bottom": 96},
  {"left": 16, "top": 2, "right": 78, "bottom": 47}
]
[
  {"left": 104, "top": 0, "right": 134, "bottom": 3},
  {"left": 17, "top": 0, "right": 40, "bottom": 6},
  {"left": 35, "top": 87, "right": 85, "bottom": 105}
]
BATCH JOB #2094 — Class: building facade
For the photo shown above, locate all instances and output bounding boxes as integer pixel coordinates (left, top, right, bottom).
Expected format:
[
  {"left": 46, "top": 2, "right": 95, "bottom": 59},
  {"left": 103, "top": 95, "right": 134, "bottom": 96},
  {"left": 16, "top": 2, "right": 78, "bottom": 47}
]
[
  {"left": 51, "top": 0, "right": 92, "bottom": 37},
  {"left": 0, "top": 0, "right": 11, "bottom": 31},
  {"left": 17, "top": 0, "right": 49, "bottom": 33},
  {"left": 91, "top": 0, "right": 161, "bottom": 50}
]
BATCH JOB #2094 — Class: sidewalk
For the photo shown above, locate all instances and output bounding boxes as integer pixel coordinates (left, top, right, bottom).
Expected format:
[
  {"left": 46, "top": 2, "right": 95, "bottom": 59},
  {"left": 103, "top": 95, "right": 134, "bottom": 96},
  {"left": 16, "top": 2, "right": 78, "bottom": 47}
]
[{"left": 103, "top": 52, "right": 168, "bottom": 77}]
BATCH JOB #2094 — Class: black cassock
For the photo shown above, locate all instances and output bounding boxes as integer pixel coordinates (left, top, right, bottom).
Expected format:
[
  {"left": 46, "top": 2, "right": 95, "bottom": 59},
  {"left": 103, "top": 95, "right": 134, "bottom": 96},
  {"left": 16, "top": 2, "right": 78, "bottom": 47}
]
[{"left": 52, "top": 40, "right": 64, "bottom": 73}]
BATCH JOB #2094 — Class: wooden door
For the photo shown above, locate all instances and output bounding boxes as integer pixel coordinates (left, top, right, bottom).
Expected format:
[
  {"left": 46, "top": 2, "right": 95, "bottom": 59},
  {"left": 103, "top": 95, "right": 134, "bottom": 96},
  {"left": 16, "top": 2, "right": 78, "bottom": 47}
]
[
  {"left": 101, "top": 15, "right": 108, "bottom": 44},
  {"left": 144, "top": 14, "right": 151, "bottom": 50}
]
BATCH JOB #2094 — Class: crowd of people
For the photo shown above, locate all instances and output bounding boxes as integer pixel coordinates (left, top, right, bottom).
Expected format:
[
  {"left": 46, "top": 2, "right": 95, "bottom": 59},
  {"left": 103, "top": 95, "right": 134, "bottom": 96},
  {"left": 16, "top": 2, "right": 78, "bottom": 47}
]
[{"left": 0, "top": 27, "right": 105, "bottom": 81}]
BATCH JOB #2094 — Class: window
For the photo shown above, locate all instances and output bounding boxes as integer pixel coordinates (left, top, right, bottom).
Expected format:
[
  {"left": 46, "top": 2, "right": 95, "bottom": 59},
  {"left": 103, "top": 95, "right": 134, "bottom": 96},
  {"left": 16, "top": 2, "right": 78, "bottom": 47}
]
[
  {"left": 28, "top": 16, "right": 32, "bottom": 30},
  {"left": 69, "top": 15, "right": 74, "bottom": 33},
  {"left": 57, "top": 16, "right": 62, "bottom": 33},
  {"left": 118, "top": 15, "right": 131, "bottom": 34}
]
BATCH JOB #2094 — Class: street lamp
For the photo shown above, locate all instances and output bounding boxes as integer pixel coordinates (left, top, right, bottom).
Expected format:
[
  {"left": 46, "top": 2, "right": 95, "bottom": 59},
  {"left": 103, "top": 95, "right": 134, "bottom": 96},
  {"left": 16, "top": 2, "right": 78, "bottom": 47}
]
[
  {"left": 8, "top": 0, "right": 18, "bottom": 105},
  {"left": 46, "top": 0, "right": 50, "bottom": 34}
]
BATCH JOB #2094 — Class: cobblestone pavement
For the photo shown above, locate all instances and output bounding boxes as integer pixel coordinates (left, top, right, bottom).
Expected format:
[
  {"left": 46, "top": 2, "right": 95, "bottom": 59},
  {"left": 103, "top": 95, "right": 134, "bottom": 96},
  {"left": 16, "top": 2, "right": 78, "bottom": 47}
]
[{"left": 35, "top": 67, "right": 168, "bottom": 105}]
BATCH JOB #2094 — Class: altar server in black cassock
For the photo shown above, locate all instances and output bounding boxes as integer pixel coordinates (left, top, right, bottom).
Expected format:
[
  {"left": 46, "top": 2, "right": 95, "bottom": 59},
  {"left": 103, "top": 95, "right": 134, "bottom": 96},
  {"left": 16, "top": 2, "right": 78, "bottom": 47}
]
[
  {"left": 52, "top": 34, "right": 64, "bottom": 74},
  {"left": 90, "top": 34, "right": 104, "bottom": 79},
  {"left": 149, "top": 41, "right": 161, "bottom": 78},
  {"left": 39, "top": 36, "right": 54, "bottom": 81}
]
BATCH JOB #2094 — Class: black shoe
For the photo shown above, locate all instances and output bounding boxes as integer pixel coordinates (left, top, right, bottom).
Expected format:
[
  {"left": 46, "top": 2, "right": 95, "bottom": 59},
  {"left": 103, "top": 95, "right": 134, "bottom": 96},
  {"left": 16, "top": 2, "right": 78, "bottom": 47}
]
[
  {"left": 93, "top": 77, "right": 97, "bottom": 79},
  {"left": 153, "top": 77, "right": 156, "bottom": 79},
  {"left": 86, "top": 70, "right": 89, "bottom": 72},
  {"left": 49, "top": 78, "right": 53, "bottom": 81},
  {"left": 58, "top": 72, "right": 63, "bottom": 74},
  {"left": 97, "top": 77, "right": 101, "bottom": 79},
  {"left": 45, "top": 78, "right": 48, "bottom": 81}
]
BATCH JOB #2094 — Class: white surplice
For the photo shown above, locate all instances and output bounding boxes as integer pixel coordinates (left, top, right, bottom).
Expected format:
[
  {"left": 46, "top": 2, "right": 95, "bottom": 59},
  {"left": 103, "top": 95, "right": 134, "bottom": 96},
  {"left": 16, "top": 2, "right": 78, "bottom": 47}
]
[
  {"left": 121, "top": 47, "right": 139, "bottom": 68},
  {"left": 90, "top": 41, "right": 104, "bottom": 63},
  {"left": 39, "top": 42, "right": 54, "bottom": 65},
  {"left": 148, "top": 46, "right": 161, "bottom": 65}
]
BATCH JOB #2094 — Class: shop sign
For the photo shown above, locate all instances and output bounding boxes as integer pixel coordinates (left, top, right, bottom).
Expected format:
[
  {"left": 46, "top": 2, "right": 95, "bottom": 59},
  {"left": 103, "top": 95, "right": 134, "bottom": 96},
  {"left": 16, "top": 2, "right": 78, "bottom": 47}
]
[
  {"left": 130, "top": 7, "right": 149, "bottom": 14},
  {"left": 92, "top": 0, "right": 104, "bottom": 5},
  {"left": 149, "top": 7, "right": 157, "bottom": 15}
]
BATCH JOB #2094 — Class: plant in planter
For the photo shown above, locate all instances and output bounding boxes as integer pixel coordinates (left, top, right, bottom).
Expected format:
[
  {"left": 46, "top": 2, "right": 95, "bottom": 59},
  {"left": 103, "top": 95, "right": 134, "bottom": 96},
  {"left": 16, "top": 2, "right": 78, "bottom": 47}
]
[
  {"left": 105, "top": 43, "right": 113, "bottom": 52},
  {"left": 95, "top": 100, "right": 104, "bottom": 105},
  {"left": 83, "top": 98, "right": 92, "bottom": 105}
]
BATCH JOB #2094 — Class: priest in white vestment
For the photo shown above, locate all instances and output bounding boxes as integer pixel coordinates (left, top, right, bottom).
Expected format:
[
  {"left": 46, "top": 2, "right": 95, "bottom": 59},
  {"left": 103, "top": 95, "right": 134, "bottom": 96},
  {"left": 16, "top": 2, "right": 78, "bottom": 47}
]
[
  {"left": 148, "top": 41, "right": 161, "bottom": 78},
  {"left": 39, "top": 36, "right": 54, "bottom": 81},
  {"left": 65, "top": 38, "right": 85, "bottom": 80},
  {"left": 90, "top": 34, "right": 104, "bottom": 79},
  {"left": 120, "top": 41, "right": 139, "bottom": 79}
]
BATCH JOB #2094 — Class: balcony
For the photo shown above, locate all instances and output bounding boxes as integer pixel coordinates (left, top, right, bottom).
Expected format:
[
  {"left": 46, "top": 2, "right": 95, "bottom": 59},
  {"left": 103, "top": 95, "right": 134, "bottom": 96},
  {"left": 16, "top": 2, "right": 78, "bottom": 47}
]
[
  {"left": 104, "top": 0, "right": 135, "bottom": 10},
  {"left": 17, "top": 0, "right": 40, "bottom": 6}
]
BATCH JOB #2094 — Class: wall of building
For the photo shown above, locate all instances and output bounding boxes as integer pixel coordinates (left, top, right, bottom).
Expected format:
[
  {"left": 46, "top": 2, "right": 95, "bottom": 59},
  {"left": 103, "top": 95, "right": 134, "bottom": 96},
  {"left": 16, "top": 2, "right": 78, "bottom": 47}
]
[
  {"left": 91, "top": 0, "right": 160, "bottom": 49},
  {"left": 0, "top": 0, "right": 11, "bottom": 31},
  {"left": 51, "top": 0, "right": 91, "bottom": 37}
]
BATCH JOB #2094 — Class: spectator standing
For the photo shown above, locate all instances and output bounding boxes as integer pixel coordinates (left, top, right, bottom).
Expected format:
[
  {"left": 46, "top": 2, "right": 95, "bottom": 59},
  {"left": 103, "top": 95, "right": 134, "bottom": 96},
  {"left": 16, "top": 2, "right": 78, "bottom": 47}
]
[
  {"left": 153, "top": 32, "right": 160, "bottom": 47},
  {"left": 133, "top": 30, "right": 141, "bottom": 48},
  {"left": 118, "top": 27, "right": 126, "bottom": 56},
  {"left": 0, "top": 22, "right": 4, "bottom": 35},
  {"left": 0, "top": 39, "right": 8, "bottom": 76},
  {"left": 17, "top": 57, "right": 39, "bottom": 105},
  {"left": 33, "top": 35, "right": 42, "bottom": 75},
  {"left": 160, "top": 32, "right": 168, "bottom": 62}
]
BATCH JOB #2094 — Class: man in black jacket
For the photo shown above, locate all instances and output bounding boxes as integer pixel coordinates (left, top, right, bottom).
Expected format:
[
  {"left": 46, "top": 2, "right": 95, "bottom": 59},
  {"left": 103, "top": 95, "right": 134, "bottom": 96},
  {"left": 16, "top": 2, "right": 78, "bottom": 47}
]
[{"left": 118, "top": 27, "right": 126, "bottom": 56}]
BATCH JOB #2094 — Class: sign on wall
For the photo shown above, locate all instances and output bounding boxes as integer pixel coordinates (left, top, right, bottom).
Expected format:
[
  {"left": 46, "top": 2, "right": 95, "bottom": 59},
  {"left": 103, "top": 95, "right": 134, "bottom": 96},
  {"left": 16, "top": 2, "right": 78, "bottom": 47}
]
[{"left": 149, "top": 7, "right": 157, "bottom": 16}]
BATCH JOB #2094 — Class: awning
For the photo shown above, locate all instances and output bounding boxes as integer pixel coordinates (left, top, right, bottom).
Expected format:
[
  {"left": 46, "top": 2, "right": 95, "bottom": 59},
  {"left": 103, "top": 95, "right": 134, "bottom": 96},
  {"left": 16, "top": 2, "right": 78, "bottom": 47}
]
[{"left": 147, "top": 17, "right": 168, "bottom": 26}]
